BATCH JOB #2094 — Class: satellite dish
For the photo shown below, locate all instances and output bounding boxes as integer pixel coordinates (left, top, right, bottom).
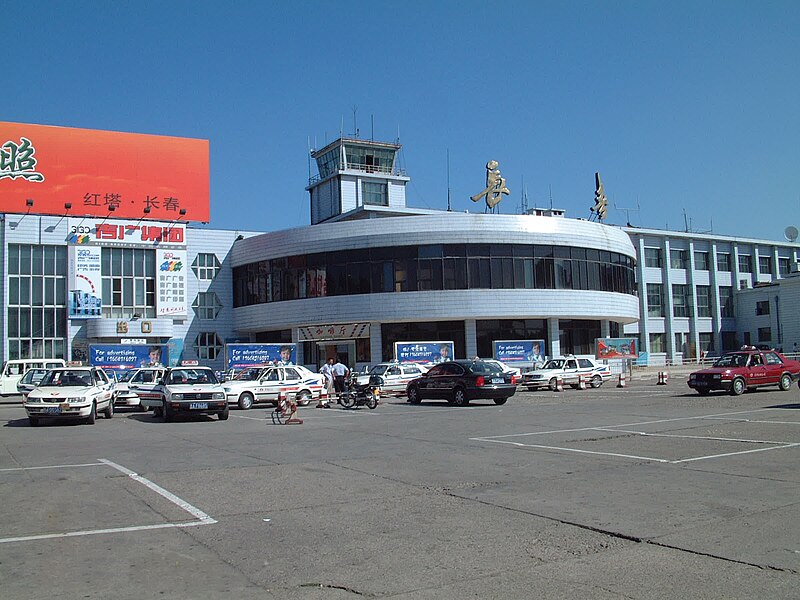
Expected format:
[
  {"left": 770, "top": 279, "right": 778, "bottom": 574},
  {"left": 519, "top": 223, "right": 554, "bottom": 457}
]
[{"left": 785, "top": 226, "right": 799, "bottom": 242}]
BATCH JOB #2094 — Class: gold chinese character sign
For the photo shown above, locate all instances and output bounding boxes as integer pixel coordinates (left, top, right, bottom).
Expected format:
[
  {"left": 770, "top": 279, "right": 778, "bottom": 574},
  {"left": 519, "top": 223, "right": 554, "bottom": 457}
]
[{"left": 471, "top": 160, "right": 510, "bottom": 211}]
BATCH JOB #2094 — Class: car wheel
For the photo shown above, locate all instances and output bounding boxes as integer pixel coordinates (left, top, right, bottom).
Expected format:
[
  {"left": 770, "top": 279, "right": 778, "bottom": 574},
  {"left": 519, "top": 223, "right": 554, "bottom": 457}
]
[
  {"left": 104, "top": 400, "right": 114, "bottom": 419},
  {"left": 238, "top": 393, "right": 254, "bottom": 410},
  {"left": 493, "top": 398, "right": 508, "bottom": 405},
  {"left": 779, "top": 373, "right": 792, "bottom": 391},
  {"left": 731, "top": 378, "right": 745, "bottom": 396},
  {"left": 218, "top": 406, "right": 229, "bottom": 420},
  {"left": 590, "top": 375, "right": 603, "bottom": 388},
  {"left": 296, "top": 391, "right": 312, "bottom": 407},
  {"left": 452, "top": 387, "right": 468, "bottom": 407},
  {"left": 153, "top": 405, "right": 163, "bottom": 418},
  {"left": 29, "top": 416, "right": 39, "bottom": 427},
  {"left": 407, "top": 385, "right": 422, "bottom": 405},
  {"left": 548, "top": 377, "right": 558, "bottom": 391},
  {"left": 86, "top": 402, "right": 96, "bottom": 425},
  {"left": 162, "top": 401, "right": 172, "bottom": 422}
]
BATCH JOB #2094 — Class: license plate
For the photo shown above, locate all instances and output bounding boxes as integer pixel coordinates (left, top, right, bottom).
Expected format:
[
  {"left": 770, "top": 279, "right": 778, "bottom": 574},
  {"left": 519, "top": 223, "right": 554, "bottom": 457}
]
[
  {"left": 694, "top": 381, "right": 707, "bottom": 387},
  {"left": 491, "top": 378, "right": 505, "bottom": 384},
  {"left": 44, "top": 406, "right": 61, "bottom": 414},
  {"left": 189, "top": 402, "right": 208, "bottom": 410}
]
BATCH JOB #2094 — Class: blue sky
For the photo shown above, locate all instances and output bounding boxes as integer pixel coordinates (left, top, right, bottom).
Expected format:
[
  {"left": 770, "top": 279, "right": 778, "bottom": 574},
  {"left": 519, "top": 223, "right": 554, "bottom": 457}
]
[{"left": 5, "top": 1, "right": 799, "bottom": 241}]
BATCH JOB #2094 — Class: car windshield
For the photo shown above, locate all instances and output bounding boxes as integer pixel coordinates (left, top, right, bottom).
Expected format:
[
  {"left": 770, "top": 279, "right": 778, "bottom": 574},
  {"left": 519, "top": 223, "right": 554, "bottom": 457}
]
[
  {"left": 166, "top": 369, "right": 218, "bottom": 385},
  {"left": 117, "top": 370, "right": 136, "bottom": 383},
  {"left": 543, "top": 359, "right": 564, "bottom": 369},
  {"left": 368, "top": 365, "right": 388, "bottom": 375},
  {"left": 40, "top": 370, "right": 93, "bottom": 387},
  {"left": 23, "top": 370, "right": 48, "bottom": 384},
  {"left": 713, "top": 354, "right": 748, "bottom": 368},
  {"left": 468, "top": 361, "right": 504, "bottom": 375},
  {"left": 233, "top": 368, "right": 261, "bottom": 381}
]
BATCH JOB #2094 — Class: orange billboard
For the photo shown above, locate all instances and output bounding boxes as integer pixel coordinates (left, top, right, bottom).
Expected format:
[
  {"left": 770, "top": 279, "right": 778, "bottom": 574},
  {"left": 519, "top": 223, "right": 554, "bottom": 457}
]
[{"left": 0, "top": 122, "right": 209, "bottom": 222}]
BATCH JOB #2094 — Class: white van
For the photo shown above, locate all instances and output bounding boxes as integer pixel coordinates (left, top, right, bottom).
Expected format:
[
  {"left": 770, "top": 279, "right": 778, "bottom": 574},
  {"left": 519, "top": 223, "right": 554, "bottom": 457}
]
[{"left": 0, "top": 359, "right": 67, "bottom": 396}]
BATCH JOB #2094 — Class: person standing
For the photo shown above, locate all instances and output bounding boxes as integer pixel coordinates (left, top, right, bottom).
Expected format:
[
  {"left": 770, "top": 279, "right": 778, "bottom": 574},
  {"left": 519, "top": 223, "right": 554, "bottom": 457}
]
[
  {"left": 318, "top": 357, "right": 334, "bottom": 408},
  {"left": 331, "top": 357, "right": 349, "bottom": 399}
]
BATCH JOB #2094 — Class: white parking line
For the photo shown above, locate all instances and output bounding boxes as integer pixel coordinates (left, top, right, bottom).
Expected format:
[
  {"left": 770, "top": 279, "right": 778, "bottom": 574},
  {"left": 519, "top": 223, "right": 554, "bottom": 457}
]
[
  {"left": 0, "top": 459, "right": 216, "bottom": 545},
  {"left": 470, "top": 407, "right": 800, "bottom": 464}
]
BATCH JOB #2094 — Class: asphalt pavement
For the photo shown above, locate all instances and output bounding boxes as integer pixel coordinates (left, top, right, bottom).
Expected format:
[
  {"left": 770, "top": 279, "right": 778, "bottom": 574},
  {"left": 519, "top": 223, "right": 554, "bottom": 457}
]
[{"left": 1, "top": 380, "right": 799, "bottom": 599}]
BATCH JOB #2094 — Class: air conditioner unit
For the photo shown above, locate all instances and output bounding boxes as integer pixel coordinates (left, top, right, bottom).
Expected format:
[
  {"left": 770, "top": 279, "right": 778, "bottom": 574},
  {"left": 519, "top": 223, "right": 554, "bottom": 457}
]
[{"left": 739, "top": 279, "right": 750, "bottom": 290}]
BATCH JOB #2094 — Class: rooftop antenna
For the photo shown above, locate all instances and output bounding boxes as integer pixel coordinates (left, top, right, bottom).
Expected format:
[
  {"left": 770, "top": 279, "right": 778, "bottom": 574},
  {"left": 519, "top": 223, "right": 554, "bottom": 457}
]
[
  {"left": 683, "top": 208, "right": 690, "bottom": 232},
  {"left": 352, "top": 105, "right": 358, "bottom": 138},
  {"left": 340, "top": 116, "right": 343, "bottom": 139},
  {"left": 371, "top": 114, "right": 374, "bottom": 141},
  {"left": 519, "top": 176, "right": 528, "bottom": 214},
  {"left": 785, "top": 225, "right": 799, "bottom": 242},
  {"left": 396, "top": 124, "right": 400, "bottom": 144},
  {"left": 446, "top": 149, "right": 452, "bottom": 211},
  {"left": 614, "top": 199, "right": 640, "bottom": 227},
  {"left": 549, "top": 185, "right": 553, "bottom": 210},
  {"left": 307, "top": 136, "right": 312, "bottom": 180}
]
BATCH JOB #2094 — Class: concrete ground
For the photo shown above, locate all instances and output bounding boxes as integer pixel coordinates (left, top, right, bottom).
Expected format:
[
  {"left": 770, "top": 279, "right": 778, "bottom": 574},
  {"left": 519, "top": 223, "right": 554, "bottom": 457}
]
[{"left": 1, "top": 379, "right": 799, "bottom": 599}]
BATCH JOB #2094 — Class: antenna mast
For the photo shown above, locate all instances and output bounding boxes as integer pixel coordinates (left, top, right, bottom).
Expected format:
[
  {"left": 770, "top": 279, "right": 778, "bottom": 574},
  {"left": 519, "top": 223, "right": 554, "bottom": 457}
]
[
  {"left": 614, "top": 198, "right": 641, "bottom": 227},
  {"left": 446, "top": 149, "right": 452, "bottom": 211},
  {"left": 352, "top": 105, "right": 358, "bottom": 137}
]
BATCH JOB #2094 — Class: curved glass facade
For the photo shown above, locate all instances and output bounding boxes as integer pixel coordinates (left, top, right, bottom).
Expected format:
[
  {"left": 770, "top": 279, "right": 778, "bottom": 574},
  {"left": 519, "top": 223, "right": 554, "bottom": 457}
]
[{"left": 233, "top": 243, "right": 637, "bottom": 307}]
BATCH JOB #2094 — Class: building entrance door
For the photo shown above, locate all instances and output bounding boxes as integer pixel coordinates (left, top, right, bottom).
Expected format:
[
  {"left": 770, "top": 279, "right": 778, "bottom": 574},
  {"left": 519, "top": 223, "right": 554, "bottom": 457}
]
[{"left": 316, "top": 341, "right": 356, "bottom": 370}]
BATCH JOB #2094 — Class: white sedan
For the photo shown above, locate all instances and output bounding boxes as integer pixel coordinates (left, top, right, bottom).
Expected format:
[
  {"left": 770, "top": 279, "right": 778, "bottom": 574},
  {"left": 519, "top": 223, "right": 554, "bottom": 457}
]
[
  {"left": 224, "top": 365, "right": 325, "bottom": 409},
  {"left": 24, "top": 367, "right": 115, "bottom": 426}
]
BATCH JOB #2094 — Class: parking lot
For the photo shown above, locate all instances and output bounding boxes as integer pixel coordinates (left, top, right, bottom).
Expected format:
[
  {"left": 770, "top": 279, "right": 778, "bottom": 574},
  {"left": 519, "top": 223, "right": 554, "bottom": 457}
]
[{"left": 2, "top": 380, "right": 799, "bottom": 599}]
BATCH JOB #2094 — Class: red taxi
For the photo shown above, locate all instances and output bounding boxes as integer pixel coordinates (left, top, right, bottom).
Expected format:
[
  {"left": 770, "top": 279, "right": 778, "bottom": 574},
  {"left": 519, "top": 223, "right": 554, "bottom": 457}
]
[{"left": 688, "top": 347, "right": 800, "bottom": 396}]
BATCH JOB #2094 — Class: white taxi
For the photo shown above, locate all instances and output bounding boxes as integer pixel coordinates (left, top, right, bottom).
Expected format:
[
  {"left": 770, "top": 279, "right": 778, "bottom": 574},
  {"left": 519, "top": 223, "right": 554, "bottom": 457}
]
[
  {"left": 24, "top": 367, "right": 115, "bottom": 426},
  {"left": 147, "top": 367, "right": 228, "bottom": 422},
  {"left": 223, "top": 365, "right": 325, "bottom": 409},
  {"left": 522, "top": 356, "right": 611, "bottom": 391},
  {"left": 355, "top": 362, "right": 426, "bottom": 396}
]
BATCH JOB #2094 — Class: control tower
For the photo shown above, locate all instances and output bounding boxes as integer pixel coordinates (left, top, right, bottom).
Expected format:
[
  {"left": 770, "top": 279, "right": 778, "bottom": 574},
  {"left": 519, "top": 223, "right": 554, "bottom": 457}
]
[{"left": 307, "top": 137, "right": 410, "bottom": 224}]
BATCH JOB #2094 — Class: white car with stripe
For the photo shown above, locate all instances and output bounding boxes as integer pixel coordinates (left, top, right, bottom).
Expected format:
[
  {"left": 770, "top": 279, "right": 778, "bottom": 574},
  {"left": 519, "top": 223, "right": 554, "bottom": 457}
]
[{"left": 223, "top": 365, "right": 325, "bottom": 409}]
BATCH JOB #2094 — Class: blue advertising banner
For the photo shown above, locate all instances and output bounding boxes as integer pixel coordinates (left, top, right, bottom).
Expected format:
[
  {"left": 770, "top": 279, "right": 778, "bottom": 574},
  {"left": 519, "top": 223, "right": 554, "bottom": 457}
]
[
  {"left": 394, "top": 341, "right": 454, "bottom": 364},
  {"left": 226, "top": 343, "right": 296, "bottom": 369},
  {"left": 493, "top": 340, "right": 545, "bottom": 363},
  {"left": 166, "top": 338, "right": 184, "bottom": 367},
  {"left": 89, "top": 344, "right": 169, "bottom": 370}
]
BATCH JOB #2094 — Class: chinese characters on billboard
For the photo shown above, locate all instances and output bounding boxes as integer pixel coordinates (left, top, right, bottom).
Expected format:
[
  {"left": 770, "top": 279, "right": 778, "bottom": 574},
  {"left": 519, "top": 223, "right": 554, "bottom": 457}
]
[{"left": 0, "top": 121, "right": 209, "bottom": 222}]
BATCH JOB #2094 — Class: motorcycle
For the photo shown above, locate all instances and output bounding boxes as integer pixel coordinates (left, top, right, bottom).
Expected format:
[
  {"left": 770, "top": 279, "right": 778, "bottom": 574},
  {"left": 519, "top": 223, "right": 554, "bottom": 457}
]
[{"left": 338, "top": 373, "right": 381, "bottom": 409}]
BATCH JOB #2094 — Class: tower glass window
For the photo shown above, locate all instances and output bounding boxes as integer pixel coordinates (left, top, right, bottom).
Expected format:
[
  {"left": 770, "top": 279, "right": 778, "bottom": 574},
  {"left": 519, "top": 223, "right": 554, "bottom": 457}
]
[
  {"left": 717, "top": 252, "right": 731, "bottom": 271},
  {"left": 670, "top": 249, "right": 688, "bottom": 270},
  {"left": 7, "top": 244, "right": 67, "bottom": 360},
  {"left": 192, "top": 292, "right": 222, "bottom": 320},
  {"left": 362, "top": 181, "right": 388, "bottom": 206},
  {"left": 646, "top": 283, "right": 664, "bottom": 317},
  {"left": 192, "top": 253, "right": 221, "bottom": 281},
  {"left": 644, "top": 247, "right": 662, "bottom": 268},
  {"left": 693, "top": 251, "right": 709, "bottom": 270},
  {"left": 101, "top": 247, "right": 156, "bottom": 319},
  {"left": 194, "top": 332, "right": 223, "bottom": 360}
]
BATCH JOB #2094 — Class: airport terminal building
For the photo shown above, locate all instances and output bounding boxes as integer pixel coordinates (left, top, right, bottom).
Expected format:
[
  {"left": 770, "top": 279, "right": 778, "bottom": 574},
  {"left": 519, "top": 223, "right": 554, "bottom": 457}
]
[{"left": 1, "top": 128, "right": 798, "bottom": 370}]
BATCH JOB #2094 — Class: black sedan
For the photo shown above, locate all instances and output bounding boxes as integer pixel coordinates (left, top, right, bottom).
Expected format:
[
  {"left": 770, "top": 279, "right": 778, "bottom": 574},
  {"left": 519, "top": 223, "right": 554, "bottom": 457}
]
[{"left": 406, "top": 359, "right": 518, "bottom": 406}]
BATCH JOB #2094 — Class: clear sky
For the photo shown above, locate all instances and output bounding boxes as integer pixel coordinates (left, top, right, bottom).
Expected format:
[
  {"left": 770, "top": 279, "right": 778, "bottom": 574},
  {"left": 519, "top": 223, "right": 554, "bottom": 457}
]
[{"left": 5, "top": 1, "right": 799, "bottom": 241}]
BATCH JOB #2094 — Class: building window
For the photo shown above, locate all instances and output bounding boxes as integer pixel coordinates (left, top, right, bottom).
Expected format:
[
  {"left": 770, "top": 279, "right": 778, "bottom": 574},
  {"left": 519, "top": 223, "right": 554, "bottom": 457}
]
[
  {"left": 717, "top": 252, "right": 731, "bottom": 272},
  {"left": 699, "top": 333, "right": 714, "bottom": 354},
  {"left": 719, "top": 286, "right": 734, "bottom": 318},
  {"left": 670, "top": 248, "right": 688, "bottom": 270},
  {"left": 694, "top": 251, "right": 709, "bottom": 271},
  {"left": 647, "top": 283, "right": 664, "bottom": 317},
  {"left": 758, "top": 255, "right": 772, "bottom": 274},
  {"left": 644, "top": 247, "right": 662, "bottom": 268},
  {"left": 649, "top": 333, "right": 666, "bottom": 353},
  {"left": 755, "top": 300, "right": 770, "bottom": 316},
  {"left": 778, "top": 257, "right": 791, "bottom": 276},
  {"left": 194, "top": 332, "right": 223, "bottom": 360},
  {"left": 722, "top": 331, "right": 737, "bottom": 351},
  {"left": 362, "top": 181, "right": 388, "bottom": 206},
  {"left": 192, "top": 253, "right": 221, "bottom": 281},
  {"left": 672, "top": 284, "right": 691, "bottom": 318},
  {"left": 696, "top": 285, "right": 712, "bottom": 317},
  {"left": 101, "top": 247, "right": 156, "bottom": 319},
  {"left": 192, "top": 292, "right": 222, "bottom": 320},
  {"left": 738, "top": 254, "right": 752, "bottom": 273},
  {"left": 7, "top": 244, "right": 68, "bottom": 360},
  {"left": 758, "top": 327, "right": 771, "bottom": 343}
]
